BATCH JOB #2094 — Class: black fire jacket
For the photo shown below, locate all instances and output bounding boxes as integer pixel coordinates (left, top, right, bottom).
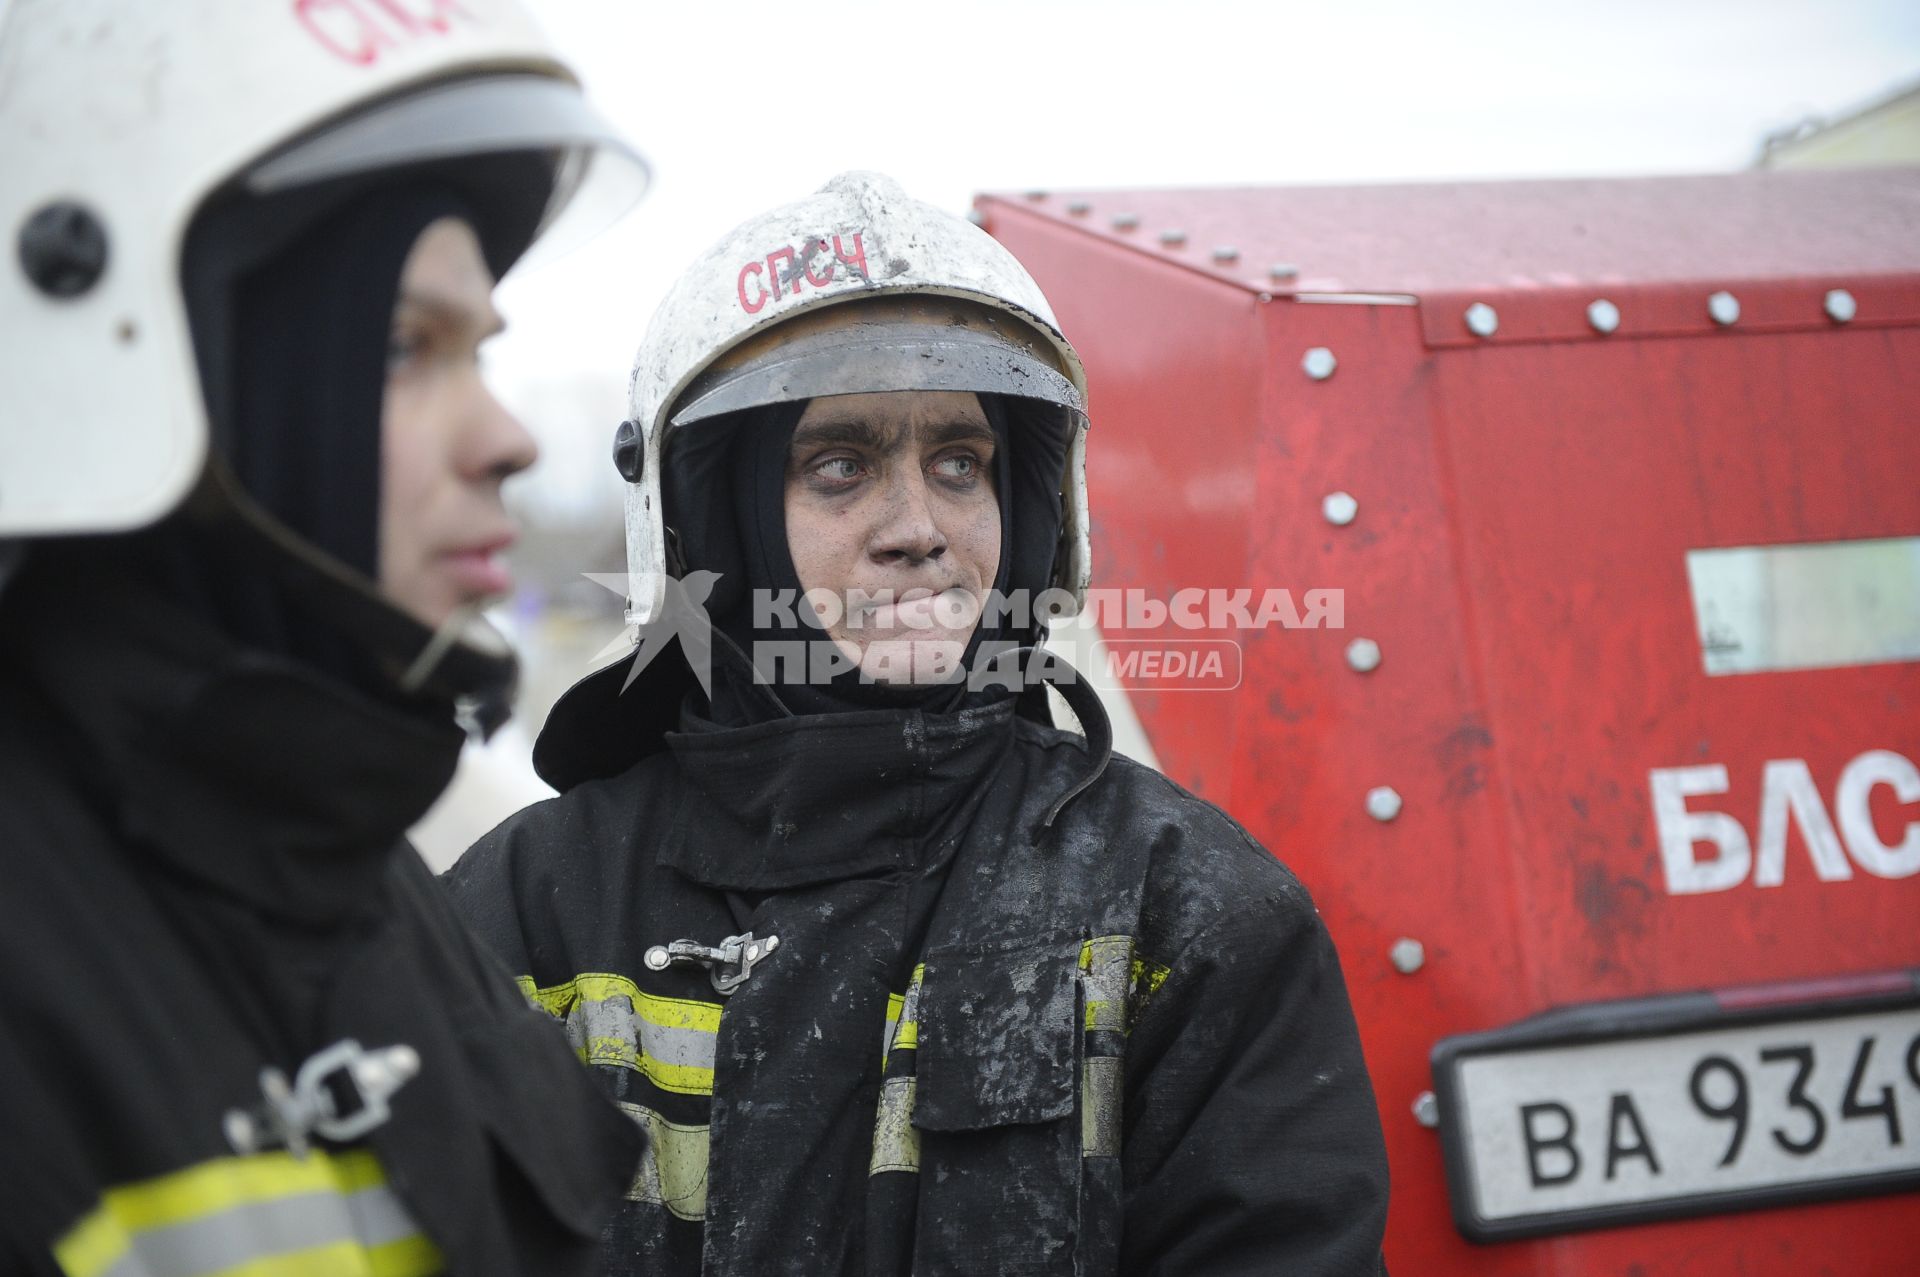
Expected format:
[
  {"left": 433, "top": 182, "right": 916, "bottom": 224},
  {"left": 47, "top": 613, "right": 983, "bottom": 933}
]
[
  {"left": 0, "top": 565, "right": 640, "bottom": 1276},
  {"left": 445, "top": 665, "right": 1390, "bottom": 1276}
]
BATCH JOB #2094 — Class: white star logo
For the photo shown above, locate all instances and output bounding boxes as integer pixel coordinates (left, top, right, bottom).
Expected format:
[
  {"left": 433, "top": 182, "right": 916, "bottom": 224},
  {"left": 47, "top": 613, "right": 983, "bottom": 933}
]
[{"left": 578, "top": 570, "right": 723, "bottom": 697}]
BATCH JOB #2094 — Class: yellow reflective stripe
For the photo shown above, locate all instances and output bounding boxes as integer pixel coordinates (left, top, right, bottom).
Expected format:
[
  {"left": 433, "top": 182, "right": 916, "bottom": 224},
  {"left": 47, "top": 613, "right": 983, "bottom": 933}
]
[
  {"left": 1077, "top": 936, "right": 1170, "bottom": 1034},
  {"left": 52, "top": 1150, "right": 437, "bottom": 1277},
  {"left": 881, "top": 964, "right": 925, "bottom": 1069},
  {"left": 519, "top": 972, "right": 722, "bottom": 1096},
  {"left": 1080, "top": 936, "right": 1131, "bottom": 1033},
  {"left": 1128, "top": 953, "right": 1171, "bottom": 1026},
  {"left": 579, "top": 1037, "right": 713, "bottom": 1096},
  {"left": 60, "top": 1149, "right": 388, "bottom": 1238},
  {"left": 51, "top": 1208, "right": 121, "bottom": 1277},
  {"left": 880, "top": 965, "right": 925, "bottom": 1070},
  {"left": 519, "top": 973, "right": 723, "bottom": 1034},
  {"left": 617, "top": 1103, "right": 710, "bottom": 1222},
  {"left": 365, "top": 1233, "right": 443, "bottom": 1277},
  {"left": 589, "top": 975, "right": 722, "bottom": 1034},
  {"left": 329, "top": 1151, "right": 389, "bottom": 1197},
  {"left": 1130, "top": 955, "right": 1170, "bottom": 999},
  {"left": 880, "top": 940, "right": 1169, "bottom": 1055}
]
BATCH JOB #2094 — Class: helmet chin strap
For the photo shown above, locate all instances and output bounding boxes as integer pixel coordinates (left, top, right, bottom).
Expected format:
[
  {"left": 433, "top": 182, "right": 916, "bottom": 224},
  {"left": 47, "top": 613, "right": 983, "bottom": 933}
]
[
  {"left": 185, "top": 457, "right": 518, "bottom": 739},
  {"left": 397, "top": 599, "right": 516, "bottom": 739}
]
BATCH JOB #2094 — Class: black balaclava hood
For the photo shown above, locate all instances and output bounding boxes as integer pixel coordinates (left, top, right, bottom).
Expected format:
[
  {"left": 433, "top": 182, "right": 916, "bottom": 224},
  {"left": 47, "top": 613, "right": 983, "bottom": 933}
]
[
  {"left": 228, "top": 186, "right": 478, "bottom": 577},
  {"left": 664, "top": 392, "right": 1070, "bottom": 722},
  {"left": 121, "top": 156, "right": 551, "bottom": 695},
  {"left": 155, "top": 185, "right": 475, "bottom": 687}
]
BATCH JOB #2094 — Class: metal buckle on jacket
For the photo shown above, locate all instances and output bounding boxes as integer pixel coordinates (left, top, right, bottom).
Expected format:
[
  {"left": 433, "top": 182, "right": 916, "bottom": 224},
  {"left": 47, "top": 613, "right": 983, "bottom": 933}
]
[
  {"left": 643, "top": 931, "right": 780, "bottom": 995},
  {"left": 223, "top": 1039, "right": 421, "bottom": 1158}
]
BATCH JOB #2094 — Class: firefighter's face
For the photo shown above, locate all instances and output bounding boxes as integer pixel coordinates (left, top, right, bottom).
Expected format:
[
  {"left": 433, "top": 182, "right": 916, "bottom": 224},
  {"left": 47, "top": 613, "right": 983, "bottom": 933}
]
[
  {"left": 378, "top": 218, "right": 538, "bottom": 630},
  {"left": 785, "top": 391, "right": 1001, "bottom": 684}
]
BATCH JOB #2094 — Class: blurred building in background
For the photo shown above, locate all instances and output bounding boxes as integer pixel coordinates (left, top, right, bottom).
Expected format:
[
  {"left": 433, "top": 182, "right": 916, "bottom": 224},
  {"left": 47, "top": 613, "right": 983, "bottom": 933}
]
[{"left": 1757, "top": 75, "right": 1920, "bottom": 167}]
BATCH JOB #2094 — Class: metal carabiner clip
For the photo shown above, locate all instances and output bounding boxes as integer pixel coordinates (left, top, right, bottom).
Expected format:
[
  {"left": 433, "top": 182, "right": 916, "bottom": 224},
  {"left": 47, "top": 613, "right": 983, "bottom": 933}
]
[
  {"left": 643, "top": 931, "right": 781, "bottom": 995},
  {"left": 223, "top": 1038, "right": 421, "bottom": 1157}
]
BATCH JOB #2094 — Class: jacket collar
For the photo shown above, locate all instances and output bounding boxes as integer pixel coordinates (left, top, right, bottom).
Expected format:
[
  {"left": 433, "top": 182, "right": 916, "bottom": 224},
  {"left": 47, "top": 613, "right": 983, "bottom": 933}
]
[
  {"left": 659, "top": 696, "right": 1019, "bottom": 892},
  {"left": 7, "top": 568, "right": 462, "bottom": 925}
]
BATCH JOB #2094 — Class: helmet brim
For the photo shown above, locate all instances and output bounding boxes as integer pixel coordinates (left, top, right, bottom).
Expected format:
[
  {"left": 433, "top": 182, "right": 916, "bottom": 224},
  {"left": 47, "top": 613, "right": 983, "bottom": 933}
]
[
  {"left": 669, "top": 318, "right": 1086, "bottom": 429},
  {"left": 246, "top": 74, "right": 648, "bottom": 270}
]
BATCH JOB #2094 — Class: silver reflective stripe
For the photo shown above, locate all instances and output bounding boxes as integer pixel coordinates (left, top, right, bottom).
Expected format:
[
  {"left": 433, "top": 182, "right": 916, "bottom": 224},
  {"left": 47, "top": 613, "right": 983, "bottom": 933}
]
[
  {"left": 870, "top": 1076, "right": 922, "bottom": 1175},
  {"left": 91, "top": 1185, "right": 417, "bottom": 1277},
  {"left": 1082, "top": 1057, "right": 1123, "bottom": 1158},
  {"left": 868, "top": 1063, "right": 1122, "bottom": 1175},
  {"left": 618, "top": 1103, "right": 711, "bottom": 1222},
  {"left": 567, "top": 994, "right": 717, "bottom": 1073},
  {"left": 881, "top": 995, "right": 902, "bottom": 1064},
  {"left": 522, "top": 976, "right": 721, "bottom": 1095},
  {"left": 344, "top": 1183, "right": 423, "bottom": 1250}
]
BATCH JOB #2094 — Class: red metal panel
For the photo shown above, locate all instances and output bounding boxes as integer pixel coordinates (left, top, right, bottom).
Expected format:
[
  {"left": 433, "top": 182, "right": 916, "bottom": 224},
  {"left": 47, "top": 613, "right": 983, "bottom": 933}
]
[
  {"left": 1405, "top": 324, "right": 1920, "bottom": 1275},
  {"left": 983, "top": 209, "right": 1269, "bottom": 802},
  {"left": 994, "top": 171, "right": 1920, "bottom": 299},
  {"left": 1418, "top": 277, "right": 1920, "bottom": 348},
  {"left": 980, "top": 171, "right": 1920, "bottom": 1276},
  {"left": 1237, "top": 296, "right": 1543, "bottom": 1276},
  {"left": 1431, "top": 325, "right": 1920, "bottom": 1001}
]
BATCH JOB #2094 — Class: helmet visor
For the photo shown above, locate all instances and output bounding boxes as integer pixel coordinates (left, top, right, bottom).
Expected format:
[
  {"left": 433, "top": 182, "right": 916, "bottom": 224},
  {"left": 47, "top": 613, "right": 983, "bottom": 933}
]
[
  {"left": 669, "top": 297, "right": 1085, "bottom": 429},
  {"left": 244, "top": 73, "right": 647, "bottom": 270}
]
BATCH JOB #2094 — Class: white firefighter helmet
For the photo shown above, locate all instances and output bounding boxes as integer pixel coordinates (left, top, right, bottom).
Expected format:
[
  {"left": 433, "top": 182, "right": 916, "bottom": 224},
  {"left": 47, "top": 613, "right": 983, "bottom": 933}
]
[
  {"left": 618, "top": 170, "right": 1091, "bottom": 626},
  {"left": 0, "top": 0, "right": 646, "bottom": 538}
]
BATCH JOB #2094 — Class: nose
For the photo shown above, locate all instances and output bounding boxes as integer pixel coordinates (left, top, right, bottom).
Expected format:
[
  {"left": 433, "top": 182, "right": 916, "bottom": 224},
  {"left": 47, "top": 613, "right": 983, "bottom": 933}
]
[
  {"left": 458, "top": 372, "right": 539, "bottom": 485},
  {"left": 868, "top": 468, "right": 946, "bottom": 566}
]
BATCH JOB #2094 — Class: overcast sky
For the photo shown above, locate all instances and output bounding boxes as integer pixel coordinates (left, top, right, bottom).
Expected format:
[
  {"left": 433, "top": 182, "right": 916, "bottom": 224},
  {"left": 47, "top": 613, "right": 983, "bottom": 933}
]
[{"left": 489, "top": 0, "right": 1920, "bottom": 521}]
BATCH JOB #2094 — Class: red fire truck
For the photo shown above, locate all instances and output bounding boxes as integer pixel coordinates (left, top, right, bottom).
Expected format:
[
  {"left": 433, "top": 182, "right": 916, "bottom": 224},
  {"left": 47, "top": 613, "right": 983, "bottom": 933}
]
[{"left": 978, "top": 169, "right": 1920, "bottom": 1274}]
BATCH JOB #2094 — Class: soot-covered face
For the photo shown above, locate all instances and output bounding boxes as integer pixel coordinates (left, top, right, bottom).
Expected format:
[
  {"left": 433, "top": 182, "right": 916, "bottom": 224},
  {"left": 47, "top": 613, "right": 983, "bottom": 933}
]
[
  {"left": 378, "top": 217, "right": 538, "bottom": 630},
  {"left": 785, "top": 390, "right": 1002, "bottom": 684}
]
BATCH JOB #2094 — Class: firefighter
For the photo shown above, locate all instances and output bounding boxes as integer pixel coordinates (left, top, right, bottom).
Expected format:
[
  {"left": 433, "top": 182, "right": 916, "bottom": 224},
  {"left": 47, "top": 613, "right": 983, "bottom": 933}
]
[
  {"left": 0, "top": 2, "right": 649, "bottom": 1272},
  {"left": 445, "top": 172, "right": 1391, "bottom": 1274}
]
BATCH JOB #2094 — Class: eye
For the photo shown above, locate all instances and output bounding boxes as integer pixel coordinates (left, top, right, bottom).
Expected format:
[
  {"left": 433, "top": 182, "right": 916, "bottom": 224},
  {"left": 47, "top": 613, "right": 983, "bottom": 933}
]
[
  {"left": 812, "top": 456, "right": 864, "bottom": 482},
  {"left": 932, "top": 452, "right": 984, "bottom": 482}
]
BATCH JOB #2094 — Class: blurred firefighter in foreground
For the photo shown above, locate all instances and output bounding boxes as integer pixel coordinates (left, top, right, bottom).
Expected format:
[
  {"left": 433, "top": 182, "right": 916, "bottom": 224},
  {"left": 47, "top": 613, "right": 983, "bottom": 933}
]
[
  {"left": 0, "top": 2, "right": 649, "bottom": 1272},
  {"left": 445, "top": 172, "right": 1391, "bottom": 1274}
]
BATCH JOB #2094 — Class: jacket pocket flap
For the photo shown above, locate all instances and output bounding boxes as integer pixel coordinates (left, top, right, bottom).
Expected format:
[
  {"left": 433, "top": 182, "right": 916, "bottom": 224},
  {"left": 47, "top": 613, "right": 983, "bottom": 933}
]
[{"left": 913, "top": 934, "right": 1080, "bottom": 1132}]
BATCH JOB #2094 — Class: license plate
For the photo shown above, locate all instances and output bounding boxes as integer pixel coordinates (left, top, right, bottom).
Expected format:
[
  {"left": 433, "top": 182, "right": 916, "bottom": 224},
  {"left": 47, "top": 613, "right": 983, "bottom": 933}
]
[{"left": 1431, "top": 977, "right": 1920, "bottom": 1240}]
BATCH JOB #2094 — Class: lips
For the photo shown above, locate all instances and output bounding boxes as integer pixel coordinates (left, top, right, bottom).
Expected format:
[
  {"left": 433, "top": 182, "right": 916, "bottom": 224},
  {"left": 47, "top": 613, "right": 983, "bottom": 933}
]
[
  {"left": 855, "top": 586, "right": 979, "bottom": 633},
  {"left": 439, "top": 533, "right": 516, "bottom": 600}
]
